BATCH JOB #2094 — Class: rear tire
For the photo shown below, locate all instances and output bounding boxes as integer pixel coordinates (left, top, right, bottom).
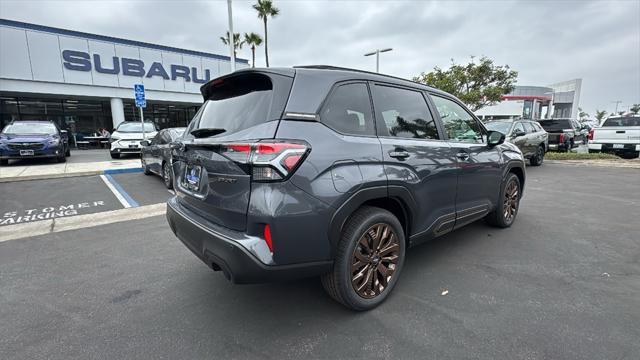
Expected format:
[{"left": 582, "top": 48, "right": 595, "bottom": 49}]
[
  {"left": 162, "top": 162, "right": 173, "bottom": 189},
  {"left": 529, "top": 145, "right": 544, "bottom": 166},
  {"left": 486, "top": 173, "right": 521, "bottom": 228},
  {"left": 110, "top": 152, "right": 120, "bottom": 159},
  {"left": 321, "top": 206, "right": 405, "bottom": 311}
]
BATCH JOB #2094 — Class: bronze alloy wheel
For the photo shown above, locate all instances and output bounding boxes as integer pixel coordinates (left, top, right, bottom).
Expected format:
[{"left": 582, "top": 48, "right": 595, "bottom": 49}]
[
  {"left": 503, "top": 179, "right": 519, "bottom": 222},
  {"left": 351, "top": 223, "right": 400, "bottom": 299}
]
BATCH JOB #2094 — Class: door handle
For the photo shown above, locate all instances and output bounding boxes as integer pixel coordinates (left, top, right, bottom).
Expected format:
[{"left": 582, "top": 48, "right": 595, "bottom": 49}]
[
  {"left": 456, "top": 152, "right": 470, "bottom": 161},
  {"left": 389, "top": 149, "right": 410, "bottom": 159}
]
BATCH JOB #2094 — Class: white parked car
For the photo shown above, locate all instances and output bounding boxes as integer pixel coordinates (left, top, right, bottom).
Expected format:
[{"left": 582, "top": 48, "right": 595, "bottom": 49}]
[
  {"left": 110, "top": 121, "right": 158, "bottom": 159},
  {"left": 588, "top": 115, "right": 640, "bottom": 158}
]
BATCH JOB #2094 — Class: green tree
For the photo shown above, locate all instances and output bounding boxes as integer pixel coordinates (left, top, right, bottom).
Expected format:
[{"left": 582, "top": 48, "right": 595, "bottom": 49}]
[
  {"left": 253, "top": 0, "right": 279, "bottom": 67},
  {"left": 220, "top": 31, "right": 244, "bottom": 58},
  {"left": 594, "top": 110, "right": 607, "bottom": 122},
  {"left": 631, "top": 104, "right": 640, "bottom": 115},
  {"left": 578, "top": 107, "right": 589, "bottom": 120},
  {"left": 413, "top": 56, "right": 518, "bottom": 111},
  {"left": 244, "top": 32, "right": 263, "bottom": 68}
]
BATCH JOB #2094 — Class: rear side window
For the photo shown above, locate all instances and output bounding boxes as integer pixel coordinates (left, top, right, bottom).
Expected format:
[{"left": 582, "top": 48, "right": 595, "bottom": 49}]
[
  {"left": 523, "top": 122, "right": 536, "bottom": 133},
  {"left": 431, "top": 95, "right": 484, "bottom": 143},
  {"left": 320, "top": 83, "right": 375, "bottom": 136},
  {"left": 372, "top": 85, "right": 439, "bottom": 139}
]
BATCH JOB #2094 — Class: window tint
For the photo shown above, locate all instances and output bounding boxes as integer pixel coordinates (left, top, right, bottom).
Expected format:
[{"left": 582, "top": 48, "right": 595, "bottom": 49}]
[
  {"left": 372, "top": 85, "right": 439, "bottom": 139},
  {"left": 523, "top": 122, "right": 536, "bottom": 133},
  {"left": 538, "top": 119, "right": 571, "bottom": 131},
  {"left": 160, "top": 131, "right": 173, "bottom": 144},
  {"left": 431, "top": 95, "right": 484, "bottom": 143},
  {"left": 320, "top": 83, "right": 374, "bottom": 136},
  {"left": 512, "top": 123, "right": 526, "bottom": 135},
  {"left": 532, "top": 122, "right": 543, "bottom": 132},
  {"left": 602, "top": 117, "right": 640, "bottom": 127}
]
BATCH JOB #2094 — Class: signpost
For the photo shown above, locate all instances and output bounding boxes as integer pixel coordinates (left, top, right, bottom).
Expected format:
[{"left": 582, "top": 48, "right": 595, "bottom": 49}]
[{"left": 134, "top": 84, "right": 147, "bottom": 139}]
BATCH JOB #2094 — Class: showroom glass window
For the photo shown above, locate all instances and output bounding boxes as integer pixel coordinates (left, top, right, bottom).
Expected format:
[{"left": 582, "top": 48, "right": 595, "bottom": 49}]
[
  {"left": 372, "top": 85, "right": 439, "bottom": 139},
  {"left": 431, "top": 95, "right": 484, "bottom": 143}
]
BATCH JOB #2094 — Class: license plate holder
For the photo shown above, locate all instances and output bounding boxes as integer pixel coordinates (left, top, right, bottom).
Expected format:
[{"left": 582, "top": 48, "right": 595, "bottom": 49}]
[
  {"left": 612, "top": 144, "right": 624, "bottom": 149},
  {"left": 128, "top": 144, "right": 139, "bottom": 148},
  {"left": 19, "top": 150, "right": 34, "bottom": 156},
  {"left": 184, "top": 164, "right": 202, "bottom": 192}
]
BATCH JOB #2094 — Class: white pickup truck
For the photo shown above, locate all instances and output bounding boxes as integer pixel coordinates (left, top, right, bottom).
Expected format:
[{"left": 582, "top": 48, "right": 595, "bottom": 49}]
[{"left": 588, "top": 116, "right": 640, "bottom": 158}]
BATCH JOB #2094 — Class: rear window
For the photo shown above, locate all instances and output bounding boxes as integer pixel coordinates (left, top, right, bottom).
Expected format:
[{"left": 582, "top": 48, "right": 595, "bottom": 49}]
[
  {"left": 195, "top": 73, "right": 283, "bottom": 136},
  {"left": 538, "top": 120, "right": 571, "bottom": 131},
  {"left": 602, "top": 117, "right": 640, "bottom": 127}
]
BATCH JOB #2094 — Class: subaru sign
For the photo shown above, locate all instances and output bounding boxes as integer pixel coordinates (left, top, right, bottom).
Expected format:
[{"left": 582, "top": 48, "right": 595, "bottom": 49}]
[{"left": 134, "top": 84, "right": 146, "bottom": 108}]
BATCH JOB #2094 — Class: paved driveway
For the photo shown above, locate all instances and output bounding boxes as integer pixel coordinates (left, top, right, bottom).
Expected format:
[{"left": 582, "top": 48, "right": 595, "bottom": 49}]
[{"left": 1, "top": 164, "right": 639, "bottom": 359}]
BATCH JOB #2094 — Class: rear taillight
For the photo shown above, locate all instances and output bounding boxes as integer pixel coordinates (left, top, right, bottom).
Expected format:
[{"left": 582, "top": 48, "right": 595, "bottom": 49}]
[
  {"left": 263, "top": 224, "right": 273, "bottom": 253},
  {"left": 559, "top": 133, "right": 565, "bottom": 143},
  {"left": 220, "top": 141, "right": 309, "bottom": 181},
  {"left": 588, "top": 128, "right": 594, "bottom": 140}
]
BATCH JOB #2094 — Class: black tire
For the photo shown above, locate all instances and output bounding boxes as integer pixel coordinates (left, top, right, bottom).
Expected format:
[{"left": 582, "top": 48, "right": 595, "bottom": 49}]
[
  {"left": 110, "top": 152, "right": 120, "bottom": 159},
  {"left": 162, "top": 162, "right": 173, "bottom": 189},
  {"left": 321, "top": 206, "right": 405, "bottom": 311},
  {"left": 485, "top": 173, "right": 521, "bottom": 228},
  {"left": 529, "top": 145, "right": 544, "bottom": 166},
  {"left": 620, "top": 151, "right": 640, "bottom": 159},
  {"left": 0, "top": 159, "right": 8, "bottom": 166}
]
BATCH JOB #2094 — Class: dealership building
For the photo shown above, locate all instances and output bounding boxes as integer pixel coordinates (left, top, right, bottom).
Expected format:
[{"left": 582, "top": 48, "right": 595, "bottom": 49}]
[
  {"left": 475, "top": 79, "right": 582, "bottom": 121},
  {"left": 0, "top": 19, "right": 248, "bottom": 143}
]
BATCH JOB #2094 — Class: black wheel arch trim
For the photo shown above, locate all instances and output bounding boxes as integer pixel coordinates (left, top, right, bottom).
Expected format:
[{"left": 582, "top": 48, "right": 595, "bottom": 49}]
[{"left": 327, "top": 185, "right": 416, "bottom": 257}]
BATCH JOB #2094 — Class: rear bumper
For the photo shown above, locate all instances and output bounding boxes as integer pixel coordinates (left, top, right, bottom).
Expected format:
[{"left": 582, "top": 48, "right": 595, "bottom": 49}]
[
  {"left": 166, "top": 197, "right": 332, "bottom": 284},
  {"left": 588, "top": 143, "right": 640, "bottom": 152},
  {"left": 548, "top": 143, "right": 568, "bottom": 151}
]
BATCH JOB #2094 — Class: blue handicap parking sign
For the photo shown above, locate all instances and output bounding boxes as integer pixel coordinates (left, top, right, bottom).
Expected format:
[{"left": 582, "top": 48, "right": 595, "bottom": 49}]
[{"left": 134, "top": 84, "right": 146, "bottom": 108}]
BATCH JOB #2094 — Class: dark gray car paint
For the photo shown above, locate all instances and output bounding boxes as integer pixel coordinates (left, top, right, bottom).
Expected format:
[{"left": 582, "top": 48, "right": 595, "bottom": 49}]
[{"left": 169, "top": 67, "right": 526, "bottom": 272}]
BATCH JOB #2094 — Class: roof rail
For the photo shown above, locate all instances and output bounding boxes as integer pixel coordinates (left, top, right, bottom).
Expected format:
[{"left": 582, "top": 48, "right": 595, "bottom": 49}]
[{"left": 293, "top": 65, "right": 429, "bottom": 88}]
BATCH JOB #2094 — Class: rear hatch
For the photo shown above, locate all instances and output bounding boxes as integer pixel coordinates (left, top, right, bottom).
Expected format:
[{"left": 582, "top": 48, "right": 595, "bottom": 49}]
[{"left": 173, "top": 70, "right": 295, "bottom": 231}]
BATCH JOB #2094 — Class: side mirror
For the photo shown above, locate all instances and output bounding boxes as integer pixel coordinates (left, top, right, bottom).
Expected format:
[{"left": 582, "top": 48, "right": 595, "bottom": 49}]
[
  {"left": 512, "top": 129, "right": 526, "bottom": 137},
  {"left": 488, "top": 131, "right": 505, "bottom": 147},
  {"left": 140, "top": 140, "right": 151, "bottom": 147}
]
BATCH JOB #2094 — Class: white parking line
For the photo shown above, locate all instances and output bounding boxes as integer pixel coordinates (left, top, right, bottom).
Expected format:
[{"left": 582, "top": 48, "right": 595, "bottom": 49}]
[{"left": 100, "top": 174, "right": 132, "bottom": 208}]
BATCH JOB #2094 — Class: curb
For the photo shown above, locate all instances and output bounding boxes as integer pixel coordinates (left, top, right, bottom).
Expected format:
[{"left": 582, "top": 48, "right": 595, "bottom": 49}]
[
  {"left": 0, "top": 203, "right": 166, "bottom": 242},
  {"left": 0, "top": 166, "right": 142, "bottom": 183},
  {"left": 545, "top": 160, "right": 640, "bottom": 169}
]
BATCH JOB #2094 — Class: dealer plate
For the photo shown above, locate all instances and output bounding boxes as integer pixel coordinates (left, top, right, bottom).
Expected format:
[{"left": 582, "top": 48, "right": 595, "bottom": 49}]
[
  {"left": 183, "top": 164, "right": 202, "bottom": 192},
  {"left": 612, "top": 144, "right": 624, "bottom": 149},
  {"left": 19, "top": 150, "right": 34, "bottom": 156}
]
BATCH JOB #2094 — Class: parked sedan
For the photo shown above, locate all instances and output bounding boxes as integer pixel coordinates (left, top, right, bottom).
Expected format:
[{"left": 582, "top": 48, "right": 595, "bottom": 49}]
[
  {"left": 140, "top": 127, "right": 186, "bottom": 188},
  {"left": 0, "top": 120, "right": 70, "bottom": 165},
  {"left": 485, "top": 119, "right": 548, "bottom": 166}
]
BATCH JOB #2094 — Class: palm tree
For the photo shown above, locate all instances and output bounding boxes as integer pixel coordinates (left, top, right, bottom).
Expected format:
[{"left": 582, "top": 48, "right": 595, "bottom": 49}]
[
  {"left": 220, "top": 31, "right": 244, "bottom": 58},
  {"left": 631, "top": 104, "right": 640, "bottom": 115},
  {"left": 595, "top": 110, "right": 607, "bottom": 123},
  {"left": 244, "top": 32, "right": 263, "bottom": 68},
  {"left": 253, "top": 0, "right": 279, "bottom": 67}
]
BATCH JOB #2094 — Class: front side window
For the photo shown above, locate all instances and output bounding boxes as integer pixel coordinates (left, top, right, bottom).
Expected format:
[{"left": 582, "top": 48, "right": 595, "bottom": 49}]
[
  {"left": 431, "top": 95, "right": 484, "bottom": 143},
  {"left": 512, "top": 123, "right": 526, "bottom": 136},
  {"left": 523, "top": 122, "right": 536, "bottom": 133},
  {"left": 372, "top": 85, "right": 439, "bottom": 139},
  {"left": 320, "top": 83, "right": 375, "bottom": 136}
]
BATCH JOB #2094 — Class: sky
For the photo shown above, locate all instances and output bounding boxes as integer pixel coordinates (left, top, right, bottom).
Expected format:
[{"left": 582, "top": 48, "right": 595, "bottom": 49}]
[{"left": 0, "top": 0, "right": 638, "bottom": 115}]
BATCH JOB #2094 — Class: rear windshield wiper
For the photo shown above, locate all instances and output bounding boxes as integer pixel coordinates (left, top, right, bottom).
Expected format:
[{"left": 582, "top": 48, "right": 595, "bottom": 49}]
[{"left": 191, "top": 128, "right": 226, "bottom": 138}]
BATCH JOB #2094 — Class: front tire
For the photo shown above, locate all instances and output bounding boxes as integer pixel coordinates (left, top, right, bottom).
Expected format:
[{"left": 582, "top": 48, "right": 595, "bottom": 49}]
[
  {"left": 486, "top": 173, "right": 521, "bottom": 228},
  {"left": 321, "top": 206, "right": 405, "bottom": 311},
  {"left": 0, "top": 159, "right": 8, "bottom": 166},
  {"left": 110, "top": 152, "right": 120, "bottom": 159}
]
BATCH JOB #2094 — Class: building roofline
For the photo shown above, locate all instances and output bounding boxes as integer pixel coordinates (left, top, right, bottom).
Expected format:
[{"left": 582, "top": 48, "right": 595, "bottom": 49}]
[{"left": 0, "top": 18, "right": 249, "bottom": 64}]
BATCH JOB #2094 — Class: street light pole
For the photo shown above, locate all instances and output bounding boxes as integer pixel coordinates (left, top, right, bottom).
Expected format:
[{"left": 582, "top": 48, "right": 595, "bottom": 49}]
[
  {"left": 227, "top": 0, "right": 236, "bottom": 72},
  {"left": 364, "top": 48, "right": 393, "bottom": 73}
]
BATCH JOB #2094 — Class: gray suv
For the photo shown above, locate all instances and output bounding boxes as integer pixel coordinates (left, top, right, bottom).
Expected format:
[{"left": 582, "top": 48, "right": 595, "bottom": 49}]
[{"left": 166, "top": 66, "right": 526, "bottom": 311}]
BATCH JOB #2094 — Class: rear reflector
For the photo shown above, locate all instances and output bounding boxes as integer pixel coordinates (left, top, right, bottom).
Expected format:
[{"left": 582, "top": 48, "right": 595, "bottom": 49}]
[{"left": 263, "top": 224, "right": 273, "bottom": 253}]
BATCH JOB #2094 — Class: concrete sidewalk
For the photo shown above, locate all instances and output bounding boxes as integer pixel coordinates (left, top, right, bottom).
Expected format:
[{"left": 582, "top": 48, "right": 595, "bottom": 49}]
[{"left": 0, "top": 159, "right": 142, "bottom": 182}]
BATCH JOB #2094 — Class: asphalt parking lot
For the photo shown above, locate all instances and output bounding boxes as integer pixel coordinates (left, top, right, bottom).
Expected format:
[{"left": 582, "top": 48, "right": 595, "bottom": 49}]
[{"left": 1, "top": 164, "right": 639, "bottom": 359}]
